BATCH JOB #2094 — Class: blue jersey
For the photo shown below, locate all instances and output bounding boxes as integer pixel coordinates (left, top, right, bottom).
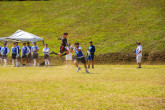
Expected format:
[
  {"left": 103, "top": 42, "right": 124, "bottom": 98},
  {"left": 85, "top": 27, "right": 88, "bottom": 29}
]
[
  {"left": 22, "top": 46, "right": 28, "bottom": 55},
  {"left": 16, "top": 46, "right": 20, "bottom": 53},
  {"left": 0, "top": 46, "right": 1, "bottom": 54},
  {"left": 32, "top": 46, "right": 39, "bottom": 53},
  {"left": 42, "top": 47, "right": 49, "bottom": 55},
  {"left": 27, "top": 46, "right": 31, "bottom": 54},
  {"left": 74, "top": 46, "right": 84, "bottom": 58},
  {"left": 88, "top": 45, "right": 95, "bottom": 54},
  {"left": 1, "top": 47, "right": 9, "bottom": 55},
  {"left": 11, "top": 47, "right": 18, "bottom": 54}
]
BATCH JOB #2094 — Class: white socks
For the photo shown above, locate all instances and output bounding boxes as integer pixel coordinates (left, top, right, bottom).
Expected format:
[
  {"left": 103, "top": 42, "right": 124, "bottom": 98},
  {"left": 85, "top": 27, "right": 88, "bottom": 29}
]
[
  {"left": 34, "top": 59, "right": 36, "bottom": 66},
  {"left": 12, "top": 59, "right": 14, "bottom": 67},
  {"left": 45, "top": 59, "right": 50, "bottom": 67},
  {"left": 0, "top": 58, "right": 2, "bottom": 66},
  {"left": 4, "top": 59, "right": 7, "bottom": 67}
]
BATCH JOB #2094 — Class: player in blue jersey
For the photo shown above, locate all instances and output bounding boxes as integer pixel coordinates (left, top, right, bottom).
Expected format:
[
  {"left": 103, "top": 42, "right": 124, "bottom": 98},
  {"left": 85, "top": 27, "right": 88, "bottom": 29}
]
[
  {"left": 21, "top": 43, "right": 30, "bottom": 66},
  {"left": 0, "top": 45, "right": 2, "bottom": 66},
  {"left": 11, "top": 43, "right": 19, "bottom": 67},
  {"left": 71, "top": 42, "right": 89, "bottom": 73},
  {"left": 1, "top": 43, "right": 9, "bottom": 67},
  {"left": 27, "top": 42, "right": 32, "bottom": 66},
  {"left": 42, "top": 44, "right": 50, "bottom": 68},
  {"left": 16, "top": 42, "right": 21, "bottom": 67},
  {"left": 32, "top": 42, "right": 39, "bottom": 67},
  {"left": 87, "top": 41, "right": 95, "bottom": 69}
]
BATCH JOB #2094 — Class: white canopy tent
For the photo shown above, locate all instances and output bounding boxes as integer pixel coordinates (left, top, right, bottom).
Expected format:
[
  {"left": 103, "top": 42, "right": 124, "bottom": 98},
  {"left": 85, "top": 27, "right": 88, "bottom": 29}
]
[{"left": 0, "top": 30, "right": 44, "bottom": 44}]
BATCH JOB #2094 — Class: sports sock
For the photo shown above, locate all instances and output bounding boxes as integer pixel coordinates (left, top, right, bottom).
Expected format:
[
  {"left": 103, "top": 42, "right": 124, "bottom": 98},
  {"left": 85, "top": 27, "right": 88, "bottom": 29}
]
[
  {"left": 34, "top": 59, "right": 36, "bottom": 66},
  {"left": 4, "top": 59, "right": 7, "bottom": 67},
  {"left": 0, "top": 58, "right": 2, "bottom": 66},
  {"left": 37, "top": 63, "right": 39, "bottom": 67},
  {"left": 47, "top": 60, "right": 50, "bottom": 66},
  {"left": 45, "top": 60, "right": 47, "bottom": 66},
  {"left": 12, "top": 59, "right": 14, "bottom": 67}
]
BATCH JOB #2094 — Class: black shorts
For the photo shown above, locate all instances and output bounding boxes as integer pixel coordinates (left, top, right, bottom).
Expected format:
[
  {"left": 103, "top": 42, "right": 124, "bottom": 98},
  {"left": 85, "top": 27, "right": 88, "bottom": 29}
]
[
  {"left": 44, "top": 54, "right": 49, "bottom": 59},
  {"left": 76, "top": 57, "right": 86, "bottom": 64},
  {"left": 0, "top": 54, "right": 1, "bottom": 58},
  {"left": 33, "top": 53, "right": 38, "bottom": 59},
  {"left": 12, "top": 54, "right": 17, "bottom": 59},
  {"left": 60, "top": 45, "right": 67, "bottom": 53},
  {"left": 22, "top": 54, "right": 27, "bottom": 59},
  {"left": 2, "top": 55, "right": 7, "bottom": 59},
  {"left": 27, "top": 53, "right": 31, "bottom": 59}
]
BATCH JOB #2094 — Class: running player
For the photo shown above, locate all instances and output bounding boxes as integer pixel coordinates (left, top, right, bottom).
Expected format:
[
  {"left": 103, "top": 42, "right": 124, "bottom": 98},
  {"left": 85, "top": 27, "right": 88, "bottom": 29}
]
[
  {"left": 21, "top": 43, "right": 30, "bottom": 66},
  {"left": 16, "top": 42, "right": 21, "bottom": 67},
  {"left": 42, "top": 44, "right": 50, "bottom": 68},
  {"left": 1, "top": 43, "right": 9, "bottom": 67},
  {"left": 71, "top": 42, "right": 89, "bottom": 73},
  {"left": 11, "top": 43, "right": 19, "bottom": 67},
  {"left": 32, "top": 42, "right": 39, "bottom": 67},
  {"left": 27, "top": 42, "right": 32, "bottom": 66},
  {"left": 50, "top": 32, "right": 69, "bottom": 56}
]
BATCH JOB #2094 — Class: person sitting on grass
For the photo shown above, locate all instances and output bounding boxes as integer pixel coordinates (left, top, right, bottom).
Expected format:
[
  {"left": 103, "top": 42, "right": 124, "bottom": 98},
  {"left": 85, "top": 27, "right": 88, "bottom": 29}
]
[
  {"left": 71, "top": 42, "right": 89, "bottom": 73},
  {"left": 42, "top": 44, "right": 50, "bottom": 68},
  {"left": 21, "top": 43, "right": 30, "bottom": 67},
  {"left": 11, "top": 43, "right": 19, "bottom": 67},
  {"left": 87, "top": 41, "right": 95, "bottom": 69},
  {"left": 32, "top": 42, "right": 39, "bottom": 67},
  {"left": 1, "top": 43, "right": 9, "bottom": 67},
  {"left": 50, "top": 32, "right": 69, "bottom": 57}
]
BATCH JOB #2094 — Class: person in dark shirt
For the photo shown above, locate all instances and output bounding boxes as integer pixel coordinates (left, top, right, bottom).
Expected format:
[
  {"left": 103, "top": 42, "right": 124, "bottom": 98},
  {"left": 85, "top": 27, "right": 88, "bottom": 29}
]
[
  {"left": 87, "top": 41, "right": 95, "bottom": 69},
  {"left": 50, "top": 32, "right": 69, "bottom": 56}
]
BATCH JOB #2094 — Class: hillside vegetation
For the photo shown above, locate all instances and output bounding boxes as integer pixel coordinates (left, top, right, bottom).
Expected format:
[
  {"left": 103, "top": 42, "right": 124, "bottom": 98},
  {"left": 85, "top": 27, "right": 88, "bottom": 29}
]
[{"left": 0, "top": 0, "right": 164, "bottom": 55}]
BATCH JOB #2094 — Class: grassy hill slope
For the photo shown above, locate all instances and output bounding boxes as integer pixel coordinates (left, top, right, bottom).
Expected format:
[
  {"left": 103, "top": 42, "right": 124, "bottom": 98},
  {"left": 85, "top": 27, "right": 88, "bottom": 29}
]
[{"left": 0, "top": 0, "right": 164, "bottom": 55}]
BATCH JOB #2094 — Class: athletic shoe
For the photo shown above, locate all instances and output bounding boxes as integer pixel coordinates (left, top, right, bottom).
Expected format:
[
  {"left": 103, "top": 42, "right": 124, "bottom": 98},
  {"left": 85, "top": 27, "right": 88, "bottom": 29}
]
[
  {"left": 92, "top": 66, "right": 94, "bottom": 69},
  {"left": 76, "top": 67, "right": 81, "bottom": 72},
  {"left": 137, "top": 66, "right": 142, "bottom": 68},
  {"left": 86, "top": 69, "right": 89, "bottom": 73},
  {"left": 88, "top": 66, "right": 90, "bottom": 69}
]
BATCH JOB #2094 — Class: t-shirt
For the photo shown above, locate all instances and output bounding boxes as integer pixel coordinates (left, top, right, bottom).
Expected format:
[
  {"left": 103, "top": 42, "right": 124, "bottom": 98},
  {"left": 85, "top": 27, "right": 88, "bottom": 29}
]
[
  {"left": 1, "top": 47, "right": 9, "bottom": 55},
  {"left": 22, "top": 46, "right": 29, "bottom": 55},
  {"left": 32, "top": 46, "right": 39, "bottom": 54},
  {"left": 88, "top": 45, "right": 95, "bottom": 54},
  {"left": 61, "top": 37, "right": 67, "bottom": 47},
  {"left": 42, "top": 47, "right": 49, "bottom": 55},
  {"left": 74, "top": 46, "right": 84, "bottom": 58},
  {"left": 11, "top": 47, "right": 18, "bottom": 54},
  {"left": 0, "top": 46, "right": 1, "bottom": 54},
  {"left": 16, "top": 46, "right": 20, "bottom": 54},
  {"left": 27, "top": 46, "right": 31, "bottom": 54},
  {"left": 66, "top": 46, "right": 72, "bottom": 57},
  {"left": 136, "top": 45, "right": 142, "bottom": 56}
]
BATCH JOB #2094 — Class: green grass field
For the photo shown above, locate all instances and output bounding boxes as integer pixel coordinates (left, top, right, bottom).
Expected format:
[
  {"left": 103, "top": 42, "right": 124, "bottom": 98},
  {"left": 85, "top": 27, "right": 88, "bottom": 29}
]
[
  {"left": 0, "top": 0, "right": 165, "bottom": 55},
  {"left": 0, "top": 65, "right": 165, "bottom": 109}
]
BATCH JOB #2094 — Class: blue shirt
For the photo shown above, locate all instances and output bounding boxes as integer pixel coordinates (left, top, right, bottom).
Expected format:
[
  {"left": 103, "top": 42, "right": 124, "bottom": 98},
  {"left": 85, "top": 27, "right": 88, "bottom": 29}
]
[
  {"left": 1, "top": 47, "right": 9, "bottom": 55},
  {"left": 74, "top": 46, "right": 84, "bottom": 58},
  {"left": 32, "top": 46, "right": 39, "bottom": 54},
  {"left": 0, "top": 46, "right": 1, "bottom": 54},
  {"left": 88, "top": 45, "right": 95, "bottom": 54},
  {"left": 42, "top": 47, "right": 49, "bottom": 55},
  {"left": 16, "top": 46, "right": 20, "bottom": 53},
  {"left": 27, "top": 46, "right": 31, "bottom": 54},
  {"left": 22, "top": 46, "right": 28, "bottom": 55},
  {"left": 11, "top": 47, "right": 18, "bottom": 54}
]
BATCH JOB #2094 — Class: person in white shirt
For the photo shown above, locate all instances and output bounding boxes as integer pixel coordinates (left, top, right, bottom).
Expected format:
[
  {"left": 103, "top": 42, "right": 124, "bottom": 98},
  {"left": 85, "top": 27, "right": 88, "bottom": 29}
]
[
  {"left": 65, "top": 43, "right": 73, "bottom": 68},
  {"left": 135, "top": 41, "right": 142, "bottom": 68},
  {"left": 42, "top": 44, "right": 50, "bottom": 68},
  {"left": 1, "top": 43, "right": 9, "bottom": 67}
]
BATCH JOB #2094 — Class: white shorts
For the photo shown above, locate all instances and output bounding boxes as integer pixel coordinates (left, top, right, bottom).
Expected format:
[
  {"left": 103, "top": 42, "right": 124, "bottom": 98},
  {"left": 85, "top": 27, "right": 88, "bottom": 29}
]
[
  {"left": 66, "top": 55, "right": 72, "bottom": 60},
  {"left": 136, "top": 56, "right": 142, "bottom": 63}
]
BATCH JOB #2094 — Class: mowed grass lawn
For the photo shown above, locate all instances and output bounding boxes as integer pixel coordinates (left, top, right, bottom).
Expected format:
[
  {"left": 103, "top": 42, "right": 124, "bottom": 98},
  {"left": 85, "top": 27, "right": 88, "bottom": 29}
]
[{"left": 0, "top": 65, "right": 165, "bottom": 110}]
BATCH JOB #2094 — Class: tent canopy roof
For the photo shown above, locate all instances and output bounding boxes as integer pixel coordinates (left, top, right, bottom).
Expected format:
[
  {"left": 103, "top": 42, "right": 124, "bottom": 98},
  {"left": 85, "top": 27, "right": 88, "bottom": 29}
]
[{"left": 0, "top": 30, "right": 44, "bottom": 43}]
